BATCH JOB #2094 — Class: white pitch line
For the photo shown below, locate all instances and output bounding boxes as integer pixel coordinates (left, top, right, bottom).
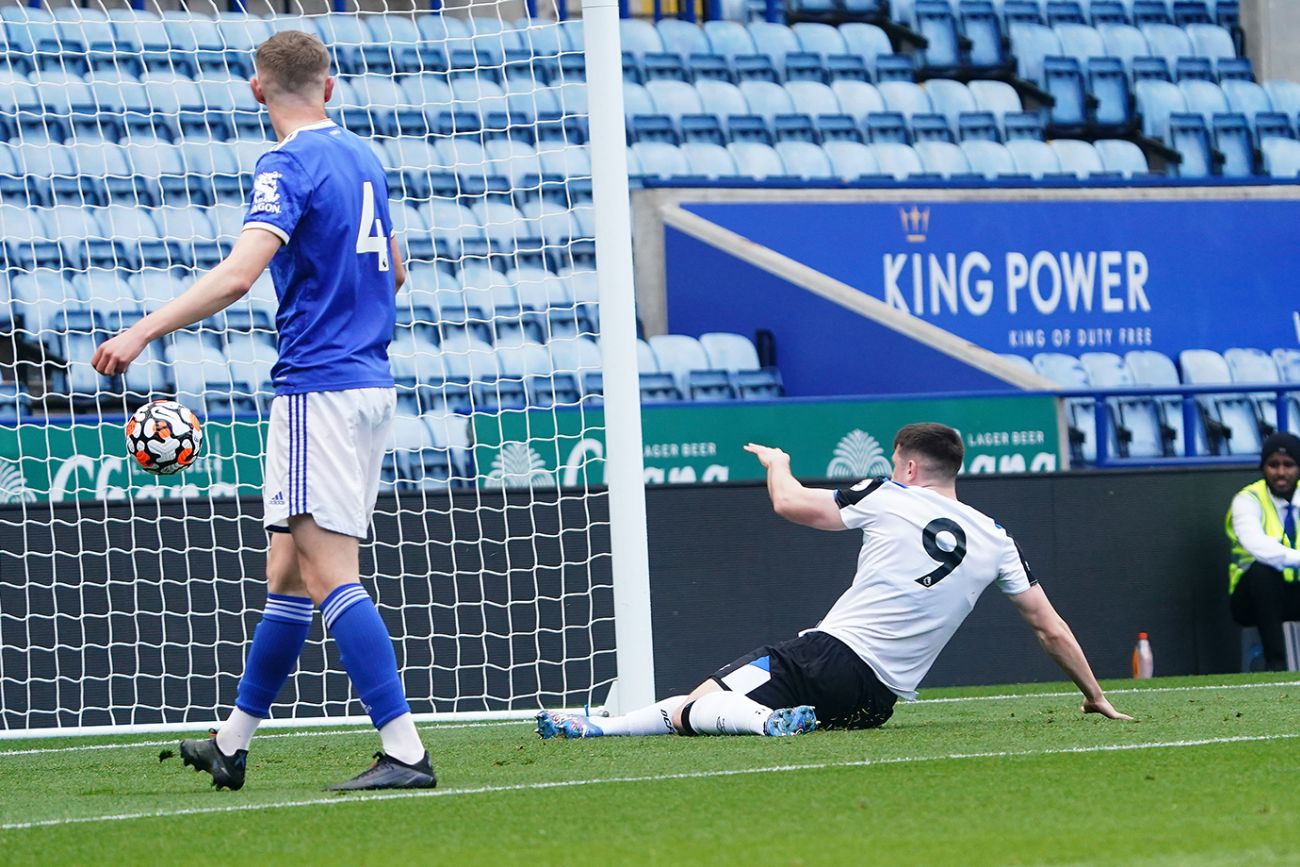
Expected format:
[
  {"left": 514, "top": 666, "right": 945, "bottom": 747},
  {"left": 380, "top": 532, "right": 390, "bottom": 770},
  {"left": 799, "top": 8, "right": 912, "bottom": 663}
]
[
  {"left": 915, "top": 679, "right": 1300, "bottom": 704},
  {"left": 3, "top": 679, "right": 1298, "bottom": 758},
  {"left": 3, "top": 732, "right": 1297, "bottom": 833},
  {"left": 0, "top": 720, "right": 523, "bottom": 757}
]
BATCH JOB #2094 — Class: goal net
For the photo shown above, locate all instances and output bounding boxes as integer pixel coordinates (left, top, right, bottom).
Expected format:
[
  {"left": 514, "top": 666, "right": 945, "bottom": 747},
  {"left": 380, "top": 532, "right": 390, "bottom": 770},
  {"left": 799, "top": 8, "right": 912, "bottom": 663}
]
[{"left": 0, "top": 0, "right": 651, "bottom": 737}]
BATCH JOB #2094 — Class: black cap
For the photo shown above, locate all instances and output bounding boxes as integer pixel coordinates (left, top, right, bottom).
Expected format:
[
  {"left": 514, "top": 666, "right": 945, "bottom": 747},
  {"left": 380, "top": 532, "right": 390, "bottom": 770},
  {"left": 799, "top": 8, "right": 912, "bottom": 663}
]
[{"left": 1260, "top": 432, "right": 1300, "bottom": 467}]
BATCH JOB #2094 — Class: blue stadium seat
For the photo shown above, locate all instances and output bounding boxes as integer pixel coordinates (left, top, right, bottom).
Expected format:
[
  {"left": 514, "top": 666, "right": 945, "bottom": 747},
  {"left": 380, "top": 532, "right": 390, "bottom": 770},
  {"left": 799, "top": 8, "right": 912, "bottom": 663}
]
[
  {"left": 1043, "top": 56, "right": 1089, "bottom": 132},
  {"left": 1098, "top": 23, "right": 1151, "bottom": 66},
  {"left": 871, "top": 142, "right": 927, "bottom": 178},
  {"left": 968, "top": 79, "right": 1023, "bottom": 116},
  {"left": 1180, "top": 348, "right": 1262, "bottom": 456},
  {"left": 703, "top": 20, "right": 757, "bottom": 61},
  {"left": 1132, "top": 0, "right": 1174, "bottom": 25},
  {"left": 831, "top": 80, "right": 886, "bottom": 119},
  {"left": 1212, "top": 113, "right": 1255, "bottom": 176},
  {"left": 632, "top": 141, "right": 690, "bottom": 178},
  {"left": 1254, "top": 113, "right": 1296, "bottom": 143},
  {"left": 1140, "top": 23, "right": 1194, "bottom": 71},
  {"left": 1006, "top": 138, "right": 1062, "bottom": 176},
  {"left": 1088, "top": 57, "right": 1135, "bottom": 132},
  {"left": 879, "top": 80, "right": 933, "bottom": 118},
  {"left": 621, "top": 17, "right": 665, "bottom": 55},
  {"left": 1173, "top": 0, "right": 1215, "bottom": 25},
  {"left": 1135, "top": 78, "right": 1187, "bottom": 139},
  {"left": 1046, "top": 0, "right": 1088, "bottom": 25},
  {"left": 696, "top": 78, "right": 750, "bottom": 119},
  {"left": 913, "top": 1, "right": 964, "bottom": 74},
  {"left": 1168, "top": 112, "right": 1216, "bottom": 177},
  {"left": 0, "top": 202, "right": 56, "bottom": 269},
  {"left": 775, "top": 141, "right": 835, "bottom": 178},
  {"left": 924, "top": 78, "right": 978, "bottom": 129},
  {"left": 1053, "top": 22, "right": 1106, "bottom": 66},
  {"left": 961, "top": 139, "right": 1019, "bottom": 177},
  {"left": 42, "top": 205, "right": 100, "bottom": 270},
  {"left": 739, "top": 80, "right": 795, "bottom": 123},
  {"left": 914, "top": 139, "right": 973, "bottom": 176},
  {"left": 648, "top": 334, "right": 713, "bottom": 398},
  {"left": 1261, "top": 137, "right": 1300, "bottom": 177},
  {"left": 1264, "top": 80, "right": 1300, "bottom": 117},
  {"left": 1220, "top": 79, "right": 1272, "bottom": 126},
  {"left": 1186, "top": 22, "right": 1236, "bottom": 59},
  {"left": 1215, "top": 57, "right": 1254, "bottom": 82},
  {"left": 855, "top": 107, "right": 906, "bottom": 142},
  {"left": 822, "top": 139, "right": 882, "bottom": 178},
  {"left": 1224, "top": 347, "right": 1298, "bottom": 434},
  {"left": 727, "top": 141, "right": 791, "bottom": 178},
  {"left": 785, "top": 80, "right": 843, "bottom": 117},
  {"left": 1002, "top": 0, "right": 1046, "bottom": 26},
  {"left": 1051, "top": 138, "right": 1107, "bottom": 176},
  {"left": 1032, "top": 351, "right": 1111, "bottom": 463},
  {"left": 875, "top": 54, "right": 918, "bottom": 83},
  {"left": 1079, "top": 351, "right": 1168, "bottom": 458},
  {"left": 958, "top": 110, "right": 1001, "bottom": 141},
  {"left": 838, "top": 22, "right": 894, "bottom": 76},
  {"left": 1174, "top": 56, "right": 1215, "bottom": 81},
  {"left": 959, "top": 1, "right": 1012, "bottom": 71},
  {"left": 792, "top": 22, "right": 848, "bottom": 59},
  {"left": 10, "top": 269, "right": 73, "bottom": 338},
  {"left": 1094, "top": 138, "right": 1151, "bottom": 175},
  {"left": 658, "top": 18, "right": 712, "bottom": 59},
  {"left": 1178, "top": 78, "right": 1229, "bottom": 124},
  {"left": 646, "top": 79, "right": 705, "bottom": 120},
  {"left": 1008, "top": 20, "right": 1062, "bottom": 84},
  {"left": 1003, "top": 111, "right": 1047, "bottom": 140}
]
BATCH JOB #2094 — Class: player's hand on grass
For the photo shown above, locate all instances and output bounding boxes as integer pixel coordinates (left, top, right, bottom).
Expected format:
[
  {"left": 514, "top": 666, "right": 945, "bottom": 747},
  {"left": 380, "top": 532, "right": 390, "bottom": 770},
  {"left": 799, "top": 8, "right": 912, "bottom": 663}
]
[
  {"left": 1082, "top": 696, "right": 1133, "bottom": 721},
  {"left": 91, "top": 329, "right": 148, "bottom": 376},
  {"left": 744, "top": 443, "right": 791, "bottom": 469}
]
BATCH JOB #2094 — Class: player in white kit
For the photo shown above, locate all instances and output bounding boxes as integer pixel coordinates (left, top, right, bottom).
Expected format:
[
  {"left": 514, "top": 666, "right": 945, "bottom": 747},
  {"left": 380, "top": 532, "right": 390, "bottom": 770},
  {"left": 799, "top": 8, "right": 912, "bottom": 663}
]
[{"left": 537, "top": 423, "right": 1129, "bottom": 739}]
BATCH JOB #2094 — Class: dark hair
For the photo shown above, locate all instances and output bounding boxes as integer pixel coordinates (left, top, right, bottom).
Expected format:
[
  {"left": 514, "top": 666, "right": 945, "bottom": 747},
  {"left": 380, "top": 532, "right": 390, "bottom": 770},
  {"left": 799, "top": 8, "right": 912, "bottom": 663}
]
[
  {"left": 255, "top": 31, "right": 330, "bottom": 100},
  {"left": 894, "top": 423, "right": 964, "bottom": 480}
]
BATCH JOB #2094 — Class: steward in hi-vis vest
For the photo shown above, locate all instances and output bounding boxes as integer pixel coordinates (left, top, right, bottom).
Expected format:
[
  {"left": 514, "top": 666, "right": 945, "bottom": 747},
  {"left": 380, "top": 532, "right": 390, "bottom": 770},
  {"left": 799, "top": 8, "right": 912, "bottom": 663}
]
[{"left": 1226, "top": 432, "right": 1300, "bottom": 672}]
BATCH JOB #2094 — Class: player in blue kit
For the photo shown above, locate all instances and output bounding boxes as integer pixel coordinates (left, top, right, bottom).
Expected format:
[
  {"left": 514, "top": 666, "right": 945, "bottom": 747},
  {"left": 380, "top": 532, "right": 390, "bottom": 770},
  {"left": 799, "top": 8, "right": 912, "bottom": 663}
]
[{"left": 91, "top": 31, "right": 434, "bottom": 792}]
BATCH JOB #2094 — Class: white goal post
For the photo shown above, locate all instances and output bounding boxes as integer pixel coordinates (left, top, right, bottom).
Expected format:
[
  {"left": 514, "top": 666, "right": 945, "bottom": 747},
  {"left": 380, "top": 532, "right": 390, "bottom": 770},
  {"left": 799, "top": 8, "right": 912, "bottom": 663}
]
[{"left": 0, "top": 0, "right": 654, "bottom": 737}]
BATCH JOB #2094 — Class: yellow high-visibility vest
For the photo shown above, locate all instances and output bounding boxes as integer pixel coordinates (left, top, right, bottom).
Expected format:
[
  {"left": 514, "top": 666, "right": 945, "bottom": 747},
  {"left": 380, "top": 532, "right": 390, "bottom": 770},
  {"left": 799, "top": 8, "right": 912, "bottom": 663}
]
[{"left": 1225, "top": 479, "right": 1297, "bottom": 593}]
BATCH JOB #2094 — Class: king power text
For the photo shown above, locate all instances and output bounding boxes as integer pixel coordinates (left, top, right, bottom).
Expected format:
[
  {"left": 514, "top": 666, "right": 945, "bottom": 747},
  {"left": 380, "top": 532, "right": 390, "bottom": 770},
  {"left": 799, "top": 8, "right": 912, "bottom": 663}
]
[{"left": 882, "top": 250, "right": 1152, "bottom": 317}]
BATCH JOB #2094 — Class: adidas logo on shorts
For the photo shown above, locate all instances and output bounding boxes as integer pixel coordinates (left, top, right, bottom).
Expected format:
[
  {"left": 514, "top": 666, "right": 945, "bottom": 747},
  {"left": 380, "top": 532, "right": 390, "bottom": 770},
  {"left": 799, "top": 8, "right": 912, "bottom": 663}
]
[{"left": 269, "top": 491, "right": 285, "bottom": 505}]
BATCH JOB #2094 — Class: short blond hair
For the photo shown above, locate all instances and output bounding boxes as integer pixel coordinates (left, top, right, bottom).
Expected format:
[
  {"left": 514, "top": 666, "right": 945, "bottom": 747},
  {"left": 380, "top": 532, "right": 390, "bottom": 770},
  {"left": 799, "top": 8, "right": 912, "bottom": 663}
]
[{"left": 255, "top": 30, "right": 330, "bottom": 100}]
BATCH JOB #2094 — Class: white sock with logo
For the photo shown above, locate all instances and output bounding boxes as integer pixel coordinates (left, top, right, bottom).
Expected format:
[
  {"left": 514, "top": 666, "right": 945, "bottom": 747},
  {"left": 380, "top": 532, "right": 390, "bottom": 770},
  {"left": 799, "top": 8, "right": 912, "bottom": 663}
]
[
  {"left": 379, "top": 712, "right": 426, "bottom": 765},
  {"left": 592, "top": 696, "right": 689, "bottom": 736},
  {"left": 681, "top": 691, "right": 773, "bottom": 736}
]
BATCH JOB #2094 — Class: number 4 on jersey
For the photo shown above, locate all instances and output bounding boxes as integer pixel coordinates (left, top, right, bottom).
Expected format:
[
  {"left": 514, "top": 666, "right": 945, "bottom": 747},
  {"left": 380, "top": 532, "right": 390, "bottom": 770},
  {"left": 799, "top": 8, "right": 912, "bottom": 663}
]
[{"left": 355, "top": 181, "right": 390, "bottom": 272}]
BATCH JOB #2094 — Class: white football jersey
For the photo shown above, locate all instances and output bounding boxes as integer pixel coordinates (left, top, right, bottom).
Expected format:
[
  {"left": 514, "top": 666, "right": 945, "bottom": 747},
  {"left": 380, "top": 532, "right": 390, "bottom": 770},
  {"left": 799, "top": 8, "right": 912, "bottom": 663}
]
[{"left": 811, "top": 478, "right": 1036, "bottom": 699}]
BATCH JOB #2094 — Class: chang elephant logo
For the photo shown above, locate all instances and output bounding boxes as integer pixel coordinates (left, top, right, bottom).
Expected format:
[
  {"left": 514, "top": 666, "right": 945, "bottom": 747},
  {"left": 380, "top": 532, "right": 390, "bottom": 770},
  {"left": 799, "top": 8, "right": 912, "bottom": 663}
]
[
  {"left": 0, "top": 458, "right": 35, "bottom": 504},
  {"left": 826, "top": 430, "right": 893, "bottom": 478},
  {"left": 484, "top": 442, "right": 554, "bottom": 488}
]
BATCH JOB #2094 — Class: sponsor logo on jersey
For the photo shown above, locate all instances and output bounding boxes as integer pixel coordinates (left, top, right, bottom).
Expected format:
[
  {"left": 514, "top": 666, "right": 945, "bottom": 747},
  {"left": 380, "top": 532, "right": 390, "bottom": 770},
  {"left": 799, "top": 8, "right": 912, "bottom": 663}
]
[{"left": 250, "top": 171, "right": 283, "bottom": 215}]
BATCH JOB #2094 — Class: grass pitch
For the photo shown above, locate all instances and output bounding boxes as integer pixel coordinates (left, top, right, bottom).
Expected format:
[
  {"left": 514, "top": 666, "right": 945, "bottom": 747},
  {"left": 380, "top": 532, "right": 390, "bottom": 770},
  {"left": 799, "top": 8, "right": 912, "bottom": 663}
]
[{"left": 2, "top": 673, "right": 1298, "bottom": 866}]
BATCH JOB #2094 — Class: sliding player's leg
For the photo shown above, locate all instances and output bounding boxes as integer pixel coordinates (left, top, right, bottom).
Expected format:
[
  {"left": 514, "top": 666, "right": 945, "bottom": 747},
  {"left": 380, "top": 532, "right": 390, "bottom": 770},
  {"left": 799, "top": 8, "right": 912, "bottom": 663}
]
[
  {"left": 672, "top": 663, "right": 816, "bottom": 738},
  {"left": 179, "top": 531, "right": 311, "bottom": 791},
  {"left": 536, "top": 695, "right": 691, "bottom": 738},
  {"left": 287, "top": 514, "right": 435, "bottom": 790}
]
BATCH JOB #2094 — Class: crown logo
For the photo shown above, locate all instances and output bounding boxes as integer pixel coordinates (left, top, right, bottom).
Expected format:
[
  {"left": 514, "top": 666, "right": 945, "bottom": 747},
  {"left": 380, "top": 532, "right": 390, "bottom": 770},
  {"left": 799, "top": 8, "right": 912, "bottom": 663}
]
[{"left": 899, "top": 205, "right": 930, "bottom": 243}]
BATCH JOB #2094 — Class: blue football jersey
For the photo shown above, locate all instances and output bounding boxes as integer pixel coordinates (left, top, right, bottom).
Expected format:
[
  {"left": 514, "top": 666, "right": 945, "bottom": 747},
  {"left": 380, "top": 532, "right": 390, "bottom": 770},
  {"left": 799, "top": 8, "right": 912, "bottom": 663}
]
[{"left": 243, "top": 120, "right": 396, "bottom": 395}]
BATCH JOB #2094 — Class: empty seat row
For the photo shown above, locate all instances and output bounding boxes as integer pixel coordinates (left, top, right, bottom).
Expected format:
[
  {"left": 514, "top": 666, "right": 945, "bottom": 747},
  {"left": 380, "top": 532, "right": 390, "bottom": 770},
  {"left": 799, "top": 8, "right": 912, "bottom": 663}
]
[
  {"left": 893, "top": 0, "right": 1240, "bottom": 30},
  {"left": 628, "top": 137, "right": 1150, "bottom": 181},
  {"left": 1018, "top": 346, "right": 1299, "bottom": 463}
]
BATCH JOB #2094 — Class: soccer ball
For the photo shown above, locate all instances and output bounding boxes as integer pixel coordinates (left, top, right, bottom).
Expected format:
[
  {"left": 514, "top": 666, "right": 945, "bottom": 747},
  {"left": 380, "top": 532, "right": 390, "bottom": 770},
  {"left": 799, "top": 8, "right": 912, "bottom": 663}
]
[{"left": 125, "top": 399, "right": 203, "bottom": 476}]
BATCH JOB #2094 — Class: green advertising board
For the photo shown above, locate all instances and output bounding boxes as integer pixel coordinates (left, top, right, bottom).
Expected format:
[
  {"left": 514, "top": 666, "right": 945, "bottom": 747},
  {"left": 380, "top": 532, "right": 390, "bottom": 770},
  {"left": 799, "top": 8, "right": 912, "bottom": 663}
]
[
  {"left": 473, "top": 395, "right": 1062, "bottom": 488},
  {"left": 0, "top": 418, "right": 266, "bottom": 504}
]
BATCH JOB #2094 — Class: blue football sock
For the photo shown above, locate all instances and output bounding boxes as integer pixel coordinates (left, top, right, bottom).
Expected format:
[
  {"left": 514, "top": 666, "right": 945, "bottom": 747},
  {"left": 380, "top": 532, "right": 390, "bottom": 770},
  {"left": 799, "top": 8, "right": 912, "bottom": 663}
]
[
  {"left": 234, "top": 593, "right": 314, "bottom": 718},
  {"left": 321, "top": 583, "right": 410, "bottom": 729}
]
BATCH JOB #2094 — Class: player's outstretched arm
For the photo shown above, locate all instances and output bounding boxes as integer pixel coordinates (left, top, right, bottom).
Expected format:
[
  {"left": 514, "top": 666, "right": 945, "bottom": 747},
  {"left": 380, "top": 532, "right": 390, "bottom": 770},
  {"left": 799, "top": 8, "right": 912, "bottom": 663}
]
[
  {"left": 1008, "top": 584, "right": 1133, "bottom": 721},
  {"left": 92, "top": 229, "right": 282, "bottom": 376},
  {"left": 745, "top": 443, "right": 845, "bottom": 531}
]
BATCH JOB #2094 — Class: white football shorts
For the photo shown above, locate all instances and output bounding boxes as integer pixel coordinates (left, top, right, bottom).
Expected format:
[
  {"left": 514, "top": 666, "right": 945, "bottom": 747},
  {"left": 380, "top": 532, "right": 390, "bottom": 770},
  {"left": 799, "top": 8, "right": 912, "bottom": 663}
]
[{"left": 263, "top": 387, "right": 395, "bottom": 539}]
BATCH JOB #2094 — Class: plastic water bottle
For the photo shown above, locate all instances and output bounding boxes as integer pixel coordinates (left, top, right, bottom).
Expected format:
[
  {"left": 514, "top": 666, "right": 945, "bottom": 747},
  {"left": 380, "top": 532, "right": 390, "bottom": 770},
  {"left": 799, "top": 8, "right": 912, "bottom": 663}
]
[{"left": 1132, "top": 632, "right": 1154, "bottom": 679}]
